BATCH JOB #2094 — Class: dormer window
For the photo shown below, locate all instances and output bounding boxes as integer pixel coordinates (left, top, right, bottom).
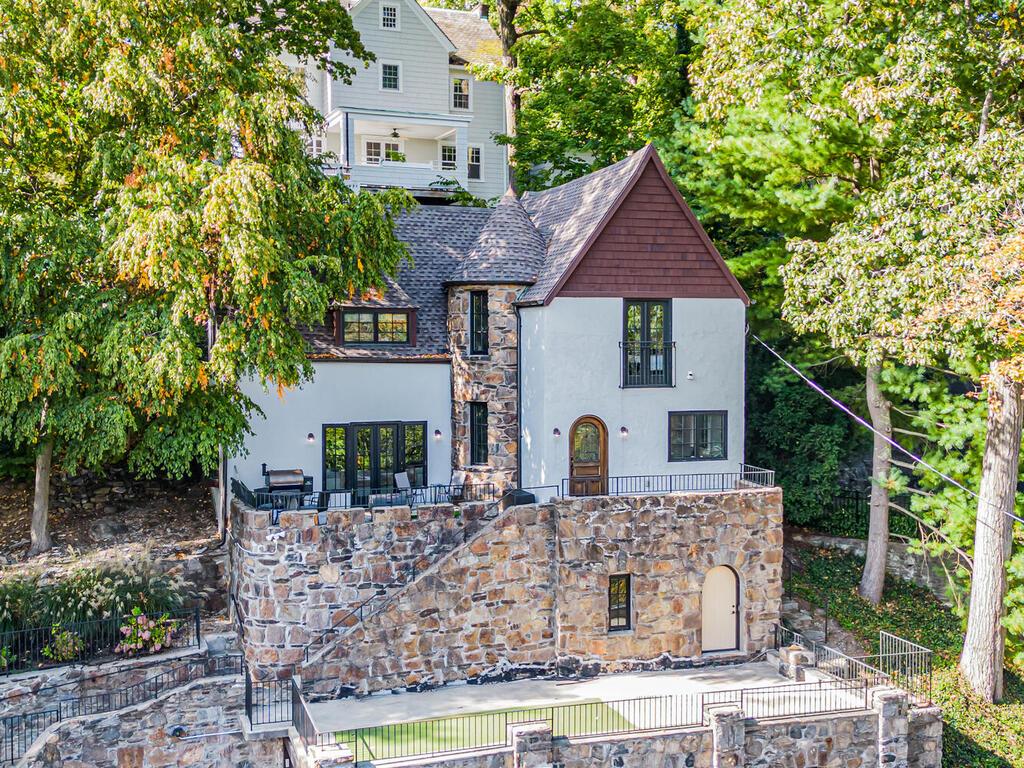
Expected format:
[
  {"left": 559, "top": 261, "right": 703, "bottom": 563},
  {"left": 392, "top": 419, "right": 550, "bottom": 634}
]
[
  {"left": 380, "top": 3, "right": 400, "bottom": 29},
  {"left": 452, "top": 78, "right": 470, "bottom": 110},
  {"left": 341, "top": 310, "right": 410, "bottom": 344}
]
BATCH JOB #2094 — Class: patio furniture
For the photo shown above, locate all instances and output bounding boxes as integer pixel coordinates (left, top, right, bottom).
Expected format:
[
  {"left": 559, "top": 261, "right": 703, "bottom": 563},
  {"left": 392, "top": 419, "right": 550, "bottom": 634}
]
[
  {"left": 394, "top": 472, "right": 429, "bottom": 506},
  {"left": 368, "top": 492, "right": 410, "bottom": 509},
  {"left": 435, "top": 470, "right": 467, "bottom": 504}
]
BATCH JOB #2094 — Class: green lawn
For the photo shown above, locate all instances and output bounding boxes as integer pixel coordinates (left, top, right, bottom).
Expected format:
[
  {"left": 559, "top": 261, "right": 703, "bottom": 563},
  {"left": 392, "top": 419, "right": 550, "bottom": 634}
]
[
  {"left": 334, "top": 699, "right": 634, "bottom": 761},
  {"left": 787, "top": 547, "right": 1024, "bottom": 767}
]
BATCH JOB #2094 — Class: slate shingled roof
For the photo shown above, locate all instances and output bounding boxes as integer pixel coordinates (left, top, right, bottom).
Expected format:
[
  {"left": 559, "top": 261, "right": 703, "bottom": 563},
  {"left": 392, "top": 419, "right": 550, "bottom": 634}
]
[
  {"left": 305, "top": 145, "right": 745, "bottom": 361},
  {"left": 447, "top": 192, "right": 546, "bottom": 285},
  {"left": 517, "top": 149, "right": 649, "bottom": 305},
  {"left": 423, "top": 6, "right": 502, "bottom": 66},
  {"left": 305, "top": 206, "right": 492, "bottom": 360}
]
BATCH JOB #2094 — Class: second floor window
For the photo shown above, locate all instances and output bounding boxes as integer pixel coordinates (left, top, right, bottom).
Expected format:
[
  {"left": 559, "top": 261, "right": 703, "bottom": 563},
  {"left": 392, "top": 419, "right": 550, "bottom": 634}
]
[
  {"left": 669, "top": 411, "right": 727, "bottom": 461},
  {"left": 380, "top": 62, "right": 401, "bottom": 91},
  {"left": 468, "top": 146, "right": 482, "bottom": 180},
  {"left": 469, "top": 290, "right": 488, "bottom": 355},
  {"left": 469, "top": 402, "right": 488, "bottom": 466},
  {"left": 623, "top": 299, "right": 671, "bottom": 387},
  {"left": 380, "top": 3, "right": 399, "bottom": 29},
  {"left": 609, "top": 574, "right": 631, "bottom": 631},
  {"left": 440, "top": 144, "right": 457, "bottom": 171},
  {"left": 342, "top": 310, "right": 409, "bottom": 344},
  {"left": 304, "top": 133, "right": 324, "bottom": 158},
  {"left": 452, "top": 78, "right": 470, "bottom": 110}
]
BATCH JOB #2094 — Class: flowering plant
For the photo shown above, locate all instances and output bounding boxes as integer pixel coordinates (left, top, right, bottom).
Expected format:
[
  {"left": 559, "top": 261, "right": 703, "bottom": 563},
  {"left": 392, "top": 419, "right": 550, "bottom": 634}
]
[
  {"left": 114, "top": 607, "right": 175, "bottom": 656},
  {"left": 42, "top": 626, "right": 84, "bottom": 663}
]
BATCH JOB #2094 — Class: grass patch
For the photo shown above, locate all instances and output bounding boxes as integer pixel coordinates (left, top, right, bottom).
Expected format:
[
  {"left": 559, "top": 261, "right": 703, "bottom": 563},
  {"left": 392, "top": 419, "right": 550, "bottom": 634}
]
[
  {"left": 789, "top": 547, "right": 1024, "bottom": 767},
  {"left": 335, "top": 699, "right": 633, "bottom": 761}
]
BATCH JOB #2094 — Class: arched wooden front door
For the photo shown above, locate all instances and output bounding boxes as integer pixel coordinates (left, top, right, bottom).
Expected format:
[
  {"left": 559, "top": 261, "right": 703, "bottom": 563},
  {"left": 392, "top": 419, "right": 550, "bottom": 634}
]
[
  {"left": 569, "top": 416, "right": 607, "bottom": 496},
  {"left": 701, "top": 565, "right": 740, "bottom": 652}
]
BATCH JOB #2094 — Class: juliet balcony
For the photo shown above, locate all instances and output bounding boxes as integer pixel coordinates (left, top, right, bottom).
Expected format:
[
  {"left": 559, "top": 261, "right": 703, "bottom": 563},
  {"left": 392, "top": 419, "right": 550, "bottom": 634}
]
[{"left": 620, "top": 341, "right": 675, "bottom": 387}]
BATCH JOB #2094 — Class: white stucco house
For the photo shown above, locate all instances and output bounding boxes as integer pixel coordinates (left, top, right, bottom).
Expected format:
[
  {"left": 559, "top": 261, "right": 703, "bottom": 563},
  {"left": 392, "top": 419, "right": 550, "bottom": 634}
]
[
  {"left": 233, "top": 143, "right": 758, "bottom": 505},
  {"left": 282, "top": 0, "right": 509, "bottom": 201}
]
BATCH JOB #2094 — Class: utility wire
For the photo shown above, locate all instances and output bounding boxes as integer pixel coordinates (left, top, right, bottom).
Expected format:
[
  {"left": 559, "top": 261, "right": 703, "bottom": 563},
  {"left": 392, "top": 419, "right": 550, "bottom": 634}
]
[{"left": 749, "top": 331, "right": 1024, "bottom": 527}]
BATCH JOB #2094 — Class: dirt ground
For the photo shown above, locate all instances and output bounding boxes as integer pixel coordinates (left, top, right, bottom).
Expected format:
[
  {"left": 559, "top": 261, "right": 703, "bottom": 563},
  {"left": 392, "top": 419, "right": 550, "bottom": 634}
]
[{"left": 0, "top": 477, "right": 219, "bottom": 577}]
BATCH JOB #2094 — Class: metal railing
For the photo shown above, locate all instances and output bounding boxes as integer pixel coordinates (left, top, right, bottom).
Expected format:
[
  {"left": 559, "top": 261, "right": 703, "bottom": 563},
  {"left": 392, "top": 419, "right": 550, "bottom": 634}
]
[
  {"left": 291, "top": 676, "right": 318, "bottom": 745},
  {"left": 0, "top": 606, "right": 201, "bottom": 676},
  {"left": 0, "top": 654, "right": 241, "bottom": 764},
  {"left": 301, "top": 485, "right": 560, "bottom": 665},
  {"left": 561, "top": 465, "right": 775, "bottom": 497},
  {"left": 233, "top": 478, "right": 499, "bottom": 524},
  {"left": 245, "top": 667, "right": 293, "bottom": 726},
  {"left": 621, "top": 341, "right": 675, "bottom": 387},
  {"left": 772, "top": 623, "right": 933, "bottom": 704},
  {"left": 320, "top": 679, "right": 868, "bottom": 762}
]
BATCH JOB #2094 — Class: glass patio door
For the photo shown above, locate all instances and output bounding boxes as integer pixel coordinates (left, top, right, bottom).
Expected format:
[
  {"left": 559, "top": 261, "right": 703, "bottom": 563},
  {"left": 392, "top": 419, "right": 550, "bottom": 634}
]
[{"left": 354, "top": 424, "right": 397, "bottom": 501}]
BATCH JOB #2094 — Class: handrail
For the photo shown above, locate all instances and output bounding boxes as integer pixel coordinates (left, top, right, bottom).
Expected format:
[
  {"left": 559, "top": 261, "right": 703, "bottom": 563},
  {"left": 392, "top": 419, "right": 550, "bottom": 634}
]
[{"left": 300, "top": 485, "right": 560, "bottom": 665}]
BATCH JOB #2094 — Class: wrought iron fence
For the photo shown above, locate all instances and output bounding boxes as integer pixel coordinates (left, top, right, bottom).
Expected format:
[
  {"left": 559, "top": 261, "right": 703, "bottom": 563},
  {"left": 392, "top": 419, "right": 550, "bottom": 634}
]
[
  {"left": 620, "top": 341, "right": 675, "bottom": 387},
  {"left": 0, "top": 654, "right": 241, "bottom": 765},
  {"left": 819, "top": 489, "right": 918, "bottom": 539},
  {"left": 245, "top": 667, "right": 293, "bottom": 726},
  {"left": 291, "top": 676, "right": 318, "bottom": 746},
  {"left": 772, "top": 622, "right": 933, "bottom": 704},
  {"left": 0, "top": 606, "right": 201, "bottom": 676},
  {"left": 233, "top": 478, "right": 500, "bottom": 524},
  {"left": 561, "top": 465, "right": 775, "bottom": 497},
  {"left": 320, "top": 679, "right": 868, "bottom": 762}
]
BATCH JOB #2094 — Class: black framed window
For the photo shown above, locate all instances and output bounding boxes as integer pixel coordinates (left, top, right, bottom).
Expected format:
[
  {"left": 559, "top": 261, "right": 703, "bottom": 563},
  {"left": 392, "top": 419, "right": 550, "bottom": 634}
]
[
  {"left": 469, "top": 402, "right": 488, "bottom": 466},
  {"left": 342, "top": 310, "right": 409, "bottom": 344},
  {"left": 669, "top": 411, "right": 727, "bottom": 461},
  {"left": 322, "top": 421, "right": 426, "bottom": 492},
  {"left": 623, "top": 299, "right": 672, "bottom": 387},
  {"left": 609, "top": 574, "right": 631, "bottom": 631},
  {"left": 469, "top": 290, "right": 489, "bottom": 355}
]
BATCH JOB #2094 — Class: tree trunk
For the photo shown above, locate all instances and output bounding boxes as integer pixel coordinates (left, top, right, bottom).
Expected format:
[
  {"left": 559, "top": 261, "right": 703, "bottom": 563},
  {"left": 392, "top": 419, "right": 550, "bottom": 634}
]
[
  {"left": 30, "top": 440, "right": 54, "bottom": 555},
  {"left": 859, "top": 364, "right": 892, "bottom": 604},
  {"left": 496, "top": 0, "right": 519, "bottom": 190},
  {"left": 960, "top": 365, "right": 1022, "bottom": 702}
]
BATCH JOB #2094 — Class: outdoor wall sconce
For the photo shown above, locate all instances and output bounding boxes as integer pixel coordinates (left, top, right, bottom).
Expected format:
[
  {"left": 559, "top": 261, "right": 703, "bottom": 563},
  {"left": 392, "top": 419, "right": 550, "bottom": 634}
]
[
  {"left": 306, "top": 432, "right": 316, "bottom": 443},
  {"left": 552, "top": 428, "right": 561, "bottom": 438},
  {"left": 619, "top": 426, "right": 629, "bottom": 438},
  {"left": 433, "top": 429, "right": 443, "bottom": 440}
]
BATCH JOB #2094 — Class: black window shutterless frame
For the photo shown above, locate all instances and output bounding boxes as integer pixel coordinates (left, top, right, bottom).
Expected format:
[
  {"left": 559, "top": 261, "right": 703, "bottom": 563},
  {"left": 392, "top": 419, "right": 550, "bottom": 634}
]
[
  {"left": 469, "top": 402, "right": 488, "bottom": 466},
  {"left": 322, "top": 421, "right": 427, "bottom": 492},
  {"left": 609, "top": 574, "right": 631, "bottom": 631},
  {"left": 469, "top": 290, "right": 489, "bottom": 355}
]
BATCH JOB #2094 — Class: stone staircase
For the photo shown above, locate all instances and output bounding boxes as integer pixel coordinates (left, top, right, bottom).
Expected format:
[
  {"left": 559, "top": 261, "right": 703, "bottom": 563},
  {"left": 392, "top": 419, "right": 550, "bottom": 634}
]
[{"left": 299, "top": 491, "right": 524, "bottom": 670}]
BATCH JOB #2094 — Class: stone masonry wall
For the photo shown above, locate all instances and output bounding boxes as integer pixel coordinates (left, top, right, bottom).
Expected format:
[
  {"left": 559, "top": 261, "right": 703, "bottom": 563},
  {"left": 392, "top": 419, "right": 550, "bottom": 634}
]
[
  {"left": 231, "top": 500, "right": 489, "bottom": 675},
  {"left": 307, "top": 501, "right": 557, "bottom": 698},
  {"left": 449, "top": 285, "right": 521, "bottom": 491},
  {"left": 26, "top": 675, "right": 280, "bottom": 768},
  {"left": 556, "top": 490, "right": 783, "bottom": 673},
  {"left": 302, "top": 488, "right": 783, "bottom": 698}
]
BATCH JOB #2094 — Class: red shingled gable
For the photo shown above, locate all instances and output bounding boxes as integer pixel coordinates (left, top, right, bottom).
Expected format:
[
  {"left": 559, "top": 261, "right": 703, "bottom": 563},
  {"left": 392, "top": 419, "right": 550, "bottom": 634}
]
[{"left": 551, "top": 148, "right": 749, "bottom": 305}]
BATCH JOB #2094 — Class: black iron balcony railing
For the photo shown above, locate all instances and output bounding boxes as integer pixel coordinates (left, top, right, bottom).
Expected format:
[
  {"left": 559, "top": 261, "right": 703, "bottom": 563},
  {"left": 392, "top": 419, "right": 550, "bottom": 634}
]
[
  {"left": 561, "top": 465, "right": 775, "bottom": 497},
  {"left": 620, "top": 341, "right": 675, "bottom": 388}
]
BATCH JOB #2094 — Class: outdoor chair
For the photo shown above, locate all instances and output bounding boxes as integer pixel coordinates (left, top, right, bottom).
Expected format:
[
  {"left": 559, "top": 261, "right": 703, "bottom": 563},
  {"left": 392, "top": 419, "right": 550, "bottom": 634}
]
[
  {"left": 435, "top": 470, "right": 467, "bottom": 504},
  {"left": 394, "top": 472, "right": 428, "bottom": 506}
]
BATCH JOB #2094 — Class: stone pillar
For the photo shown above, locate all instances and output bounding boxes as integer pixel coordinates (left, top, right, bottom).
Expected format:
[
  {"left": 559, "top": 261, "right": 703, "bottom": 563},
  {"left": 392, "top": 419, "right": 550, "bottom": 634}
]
[
  {"left": 778, "top": 645, "right": 815, "bottom": 682},
  {"left": 907, "top": 705, "right": 943, "bottom": 768},
  {"left": 708, "top": 704, "right": 746, "bottom": 768},
  {"left": 509, "top": 722, "right": 553, "bottom": 768},
  {"left": 874, "top": 688, "right": 909, "bottom": 768}
]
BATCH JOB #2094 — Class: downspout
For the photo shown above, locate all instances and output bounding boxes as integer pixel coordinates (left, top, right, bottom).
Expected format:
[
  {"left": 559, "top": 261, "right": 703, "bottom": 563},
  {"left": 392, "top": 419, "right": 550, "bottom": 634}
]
[{"left": 515, "top": 303, "right": 522, "bottom": 489}]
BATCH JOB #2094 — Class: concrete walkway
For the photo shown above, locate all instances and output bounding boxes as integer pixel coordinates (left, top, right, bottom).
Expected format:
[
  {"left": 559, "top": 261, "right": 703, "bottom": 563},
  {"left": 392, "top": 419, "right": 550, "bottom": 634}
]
[{"left": 309, "top": 661, "right": 798, "bottom": 732}]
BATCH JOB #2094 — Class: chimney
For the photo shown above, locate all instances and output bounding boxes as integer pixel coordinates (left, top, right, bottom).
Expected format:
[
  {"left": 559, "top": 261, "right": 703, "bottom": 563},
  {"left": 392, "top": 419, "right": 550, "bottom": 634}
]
[{"left": 478, "top": 3, "right": 489, "bottom": 18}]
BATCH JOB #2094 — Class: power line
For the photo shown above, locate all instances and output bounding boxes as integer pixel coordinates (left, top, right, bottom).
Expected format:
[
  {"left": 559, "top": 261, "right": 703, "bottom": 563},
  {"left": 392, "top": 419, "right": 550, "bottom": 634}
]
[{"left": 749, "top": 331, "right": 1024, "bottom": 527}]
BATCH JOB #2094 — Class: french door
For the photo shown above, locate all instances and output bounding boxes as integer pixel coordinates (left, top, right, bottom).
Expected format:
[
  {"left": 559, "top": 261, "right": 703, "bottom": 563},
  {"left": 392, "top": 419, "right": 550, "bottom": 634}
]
[{"left": 323, "top": 422, "right": 426, "bottom": 499}]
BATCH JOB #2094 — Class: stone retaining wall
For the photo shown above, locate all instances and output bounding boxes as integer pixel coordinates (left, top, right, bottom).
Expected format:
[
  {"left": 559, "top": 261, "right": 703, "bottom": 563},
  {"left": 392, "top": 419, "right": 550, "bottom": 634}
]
[
  {"left": 788, "top": 530, "right": 955, "bottom": 605},
  {"left": 300, "top": 489, "right": 783, "bottom": 698},
  {"left": 26, "top": 675, "right": 281, "bottom": 768},
  {"left": 230, "top": 500, "right": 490, "bottom": 674}
]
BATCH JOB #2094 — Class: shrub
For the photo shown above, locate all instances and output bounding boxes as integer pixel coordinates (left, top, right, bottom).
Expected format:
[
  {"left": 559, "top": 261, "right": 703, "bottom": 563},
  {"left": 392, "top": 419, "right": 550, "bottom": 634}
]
[
  {"left": 41, "top": 626, "right": 84, "bottom": 663},
  {"left": 0, "top": 553, "right": 186, "bottom": 632},
  {"left": 115, "top": 608, "right": 176, "bottom": 656}
]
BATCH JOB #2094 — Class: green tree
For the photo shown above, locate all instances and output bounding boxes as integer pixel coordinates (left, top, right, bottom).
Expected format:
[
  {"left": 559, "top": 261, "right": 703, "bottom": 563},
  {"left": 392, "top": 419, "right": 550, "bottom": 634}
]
[{"left": 0, "top": 0, "right": 412, "bottom": 553}]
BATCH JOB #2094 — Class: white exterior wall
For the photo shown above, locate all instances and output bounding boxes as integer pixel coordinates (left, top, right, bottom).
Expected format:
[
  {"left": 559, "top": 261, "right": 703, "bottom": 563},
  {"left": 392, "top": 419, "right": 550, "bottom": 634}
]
[
  {"left": 456, "top": 67, "right": 508, "bottom": 199},
  {"left": 519, "top": 297, "right": 746, "bottom": 490},
  {"left": 232, "top": 362, "right": 452, "bottom": 491}
]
